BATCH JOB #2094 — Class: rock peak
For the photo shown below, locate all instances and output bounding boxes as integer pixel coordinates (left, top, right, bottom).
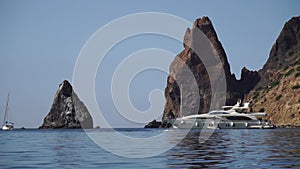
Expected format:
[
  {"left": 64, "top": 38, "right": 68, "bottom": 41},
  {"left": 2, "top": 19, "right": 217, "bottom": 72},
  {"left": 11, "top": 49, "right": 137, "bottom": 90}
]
[
  {"left": 61, "top": 80, "right": 71, "bottom": 86},
  {"left": 286, "top": 16, "right": 300, "bottom": 26},
  {"left": 193, "top": 16, "right": 218, "bottom": 41},
  {"left": 39, "top": 80, "right": 93, "bottom": 129},
  {"left": 194, "top": 16, "right": 212, "bottom": 26},
  {"left": 58, "top": 80, "right": 72, "bottom": 97}
]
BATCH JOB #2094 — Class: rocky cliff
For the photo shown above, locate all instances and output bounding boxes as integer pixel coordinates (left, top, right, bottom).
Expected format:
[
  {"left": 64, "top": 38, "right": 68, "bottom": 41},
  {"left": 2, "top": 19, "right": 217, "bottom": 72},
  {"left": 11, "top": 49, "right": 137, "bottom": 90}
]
[
  {"left": 162, "top": 16, "right": 260, "bottom": 126},
  {"left": 39, "top": 80, "right": 93, "bottom": 129},
  {"left": 246, "top": 16, "right": 300, "bottom": 126},
  {"left": 162, "top": 16, "right": 300, "bottom": 126}
]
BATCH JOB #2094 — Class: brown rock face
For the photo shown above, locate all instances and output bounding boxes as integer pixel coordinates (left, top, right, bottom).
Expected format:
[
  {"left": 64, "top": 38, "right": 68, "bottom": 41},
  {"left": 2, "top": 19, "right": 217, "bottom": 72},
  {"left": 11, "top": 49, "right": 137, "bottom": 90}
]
[
  {"left": 258, "top": 16, "right": 300, "bottom": 87},
  {"left": 144, "top": 120, "right": 162, "bottom": 128},
  {"left": 39, "top": 80, "right": 94, "bottom": 129},
  {"left": 247, "top": 16, "right": 300, "bottom": 126},
  {"left": 238, "top": 67, "right": 261, "bottom": 95},
  {"left": 162, "top": 16, "right": 259, "bottom": 125}
]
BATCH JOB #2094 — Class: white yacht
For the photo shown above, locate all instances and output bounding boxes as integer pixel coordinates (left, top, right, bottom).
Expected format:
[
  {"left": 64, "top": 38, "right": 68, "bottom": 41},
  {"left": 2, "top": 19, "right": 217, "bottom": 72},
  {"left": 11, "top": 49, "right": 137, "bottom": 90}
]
[
  {"left": 169, "top": 100, "right": 275, "bottom": 129},
  {"left": 2, "top": 93, "right": 14, "bottom": 130}
]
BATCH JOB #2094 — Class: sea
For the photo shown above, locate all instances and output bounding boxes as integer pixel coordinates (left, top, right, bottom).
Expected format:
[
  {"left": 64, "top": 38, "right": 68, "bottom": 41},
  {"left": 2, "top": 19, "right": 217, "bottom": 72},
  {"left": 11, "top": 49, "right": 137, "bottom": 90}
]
[{"left": 0, "top": 128, "right": 299, "bottom": 169}]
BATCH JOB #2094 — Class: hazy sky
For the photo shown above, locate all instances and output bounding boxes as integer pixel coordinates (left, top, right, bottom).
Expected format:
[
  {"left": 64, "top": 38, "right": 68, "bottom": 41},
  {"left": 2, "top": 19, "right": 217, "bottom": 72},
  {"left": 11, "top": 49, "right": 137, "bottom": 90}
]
[{"left": 1, "top": 0, "right": 299, "bottom": 128}]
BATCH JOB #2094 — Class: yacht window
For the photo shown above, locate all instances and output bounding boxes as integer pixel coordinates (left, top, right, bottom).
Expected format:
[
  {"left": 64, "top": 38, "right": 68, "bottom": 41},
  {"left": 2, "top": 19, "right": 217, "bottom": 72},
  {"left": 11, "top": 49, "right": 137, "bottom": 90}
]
[
  {"left": 209, "top": 111, "right": 228, "bottom": 115},
  {"left": 226, "top": 116, "right": 252, "bottom": 120}
]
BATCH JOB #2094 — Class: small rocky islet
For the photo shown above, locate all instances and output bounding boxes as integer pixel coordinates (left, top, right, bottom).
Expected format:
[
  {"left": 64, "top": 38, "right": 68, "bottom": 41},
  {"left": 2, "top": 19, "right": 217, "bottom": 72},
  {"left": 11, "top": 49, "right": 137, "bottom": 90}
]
[{"left": 39, "top": 80, "right": 93, "bottom": 129}]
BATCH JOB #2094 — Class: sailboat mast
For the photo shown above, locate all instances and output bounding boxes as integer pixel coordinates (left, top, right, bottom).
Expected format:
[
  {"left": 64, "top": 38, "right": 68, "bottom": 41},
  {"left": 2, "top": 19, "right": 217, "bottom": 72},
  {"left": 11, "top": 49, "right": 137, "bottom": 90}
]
[
  {"left": 180, "top": 84, "right": 183, "bottom": 117},
  {"left": 3, "top": 93, "right": 9, "bottom": 124}
]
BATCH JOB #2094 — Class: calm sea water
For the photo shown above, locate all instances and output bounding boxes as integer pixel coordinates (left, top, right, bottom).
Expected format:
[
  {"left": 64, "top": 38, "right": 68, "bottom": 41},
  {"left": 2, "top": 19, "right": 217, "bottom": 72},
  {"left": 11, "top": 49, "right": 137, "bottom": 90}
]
[{"left": 0, "top": 128, "right": 299, "bottom": 169}]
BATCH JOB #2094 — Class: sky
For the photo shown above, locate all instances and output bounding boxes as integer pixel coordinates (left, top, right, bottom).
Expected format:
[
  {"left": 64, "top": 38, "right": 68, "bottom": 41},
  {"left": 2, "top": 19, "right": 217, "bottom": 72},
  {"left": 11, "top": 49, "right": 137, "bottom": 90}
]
[{"left": 0, "top": 0, "right": 299, "bottom": 128}]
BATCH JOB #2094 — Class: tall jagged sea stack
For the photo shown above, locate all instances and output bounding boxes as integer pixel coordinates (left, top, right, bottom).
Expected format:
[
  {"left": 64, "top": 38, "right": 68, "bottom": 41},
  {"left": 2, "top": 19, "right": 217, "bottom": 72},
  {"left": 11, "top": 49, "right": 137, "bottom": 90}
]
[
  {"left": 162, "top": 16, "right": 260, "bottom": 126},
  {"left": 39, "top": 80, "right": 93, "bottom": 129}
]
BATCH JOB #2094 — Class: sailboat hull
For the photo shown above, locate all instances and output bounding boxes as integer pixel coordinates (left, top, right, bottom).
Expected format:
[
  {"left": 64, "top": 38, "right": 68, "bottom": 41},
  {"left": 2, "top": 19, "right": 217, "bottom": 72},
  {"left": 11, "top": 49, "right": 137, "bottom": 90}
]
[
  {"left": 2, "top": 93, "right": 14, "bottom": 130},
  {"left": 2, "top": 125, "right": 14, "bottom": 130}
]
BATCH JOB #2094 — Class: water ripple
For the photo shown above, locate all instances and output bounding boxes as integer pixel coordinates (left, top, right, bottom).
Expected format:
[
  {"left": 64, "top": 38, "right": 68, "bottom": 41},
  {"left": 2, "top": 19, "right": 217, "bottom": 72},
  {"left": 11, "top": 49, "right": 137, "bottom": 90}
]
[{"left": 0, "top": 129, "right": 299, "bottom": 168}]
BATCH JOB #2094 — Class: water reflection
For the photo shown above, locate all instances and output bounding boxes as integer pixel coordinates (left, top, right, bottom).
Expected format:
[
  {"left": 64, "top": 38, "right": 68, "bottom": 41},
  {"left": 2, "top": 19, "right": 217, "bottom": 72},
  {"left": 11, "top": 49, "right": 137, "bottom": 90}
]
[
  {"left": 262, "top": 129, "right": 300, "bottom": 168},
  {"left": 166, "top": 129, "right": 300, "bottom": 168},
  {"left": 50, "top": 130, "right": 86, "bottom": 168},
  {"left": 167, "top": 130, "right": 233, "bottom": 168}
]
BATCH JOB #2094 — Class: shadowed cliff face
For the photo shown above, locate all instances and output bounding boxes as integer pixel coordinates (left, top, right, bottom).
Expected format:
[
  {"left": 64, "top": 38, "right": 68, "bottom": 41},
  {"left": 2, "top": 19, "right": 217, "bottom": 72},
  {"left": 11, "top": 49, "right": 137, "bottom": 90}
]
[
  {"left": 39, "top": 80, "right": 93, "bottom": 129},
  {"left": 162, "top": 17, "right": 260, "bottom": 125},
  {"left": 247, "top": 16, "right": 300, "bottom": 126}
]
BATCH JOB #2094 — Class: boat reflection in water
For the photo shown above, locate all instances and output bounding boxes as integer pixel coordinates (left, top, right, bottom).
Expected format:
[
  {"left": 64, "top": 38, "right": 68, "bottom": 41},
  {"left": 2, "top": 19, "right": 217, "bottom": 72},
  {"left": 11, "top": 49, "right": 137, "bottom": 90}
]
[
  {"left": 167, "top": 130, "right": 231, "bottom": 168},
  {"left": 166, "top": 129, "right": 300, "bottom": 168}
]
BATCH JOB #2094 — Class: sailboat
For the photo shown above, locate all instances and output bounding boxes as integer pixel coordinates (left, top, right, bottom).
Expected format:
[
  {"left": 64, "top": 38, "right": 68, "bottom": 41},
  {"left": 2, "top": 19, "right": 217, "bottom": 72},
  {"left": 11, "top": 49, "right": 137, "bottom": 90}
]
[{"left": 2, "top": 93, "right": 14, "bottom": 130}]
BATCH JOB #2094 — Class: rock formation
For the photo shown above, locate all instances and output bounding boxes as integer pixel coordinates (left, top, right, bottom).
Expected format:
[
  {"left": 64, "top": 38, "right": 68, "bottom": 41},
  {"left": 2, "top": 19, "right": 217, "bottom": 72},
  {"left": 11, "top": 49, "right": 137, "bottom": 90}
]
[
  {"left": 247, "top": 16, "right": 300, "bottom": 126},
  {"left": 161, "top": 16, "right": 300, "bottom": 127},
  {"left": 144, "top": 119, "right": 162, "bottom": 128},
  {"left": 162, "top": 16, "right": 259, "bottom": 126},
  {"left": 39, "top": 80, "right": 93, "bottom": 129},
  {"left": 258, "top": 16, "right": 300, "bottom": 87}
]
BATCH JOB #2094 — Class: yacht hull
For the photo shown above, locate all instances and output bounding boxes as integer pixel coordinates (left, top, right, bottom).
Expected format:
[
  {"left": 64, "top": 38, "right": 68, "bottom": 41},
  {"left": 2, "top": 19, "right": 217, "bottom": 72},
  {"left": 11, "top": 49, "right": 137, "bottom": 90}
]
[{"left": 169, "top": 119, "right": 275, "bottom": 129}]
